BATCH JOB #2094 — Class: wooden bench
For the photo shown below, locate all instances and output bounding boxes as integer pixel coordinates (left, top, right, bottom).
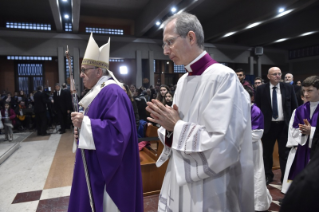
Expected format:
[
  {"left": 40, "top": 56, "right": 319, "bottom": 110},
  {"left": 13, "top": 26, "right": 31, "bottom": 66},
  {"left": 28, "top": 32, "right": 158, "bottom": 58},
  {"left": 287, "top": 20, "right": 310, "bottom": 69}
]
[{"left": 139, "top": 125, "right": 168, "bottom": 196}]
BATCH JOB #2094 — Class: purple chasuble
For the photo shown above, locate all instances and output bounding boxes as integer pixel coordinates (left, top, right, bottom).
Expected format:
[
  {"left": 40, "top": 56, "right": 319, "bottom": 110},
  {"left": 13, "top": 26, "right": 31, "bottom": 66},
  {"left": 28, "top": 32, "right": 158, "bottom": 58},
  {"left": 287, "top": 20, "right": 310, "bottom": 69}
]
[
  {"left": 165, "top": 53, "right": 218, "bottom": 147},
  {"left": 288, "top": 102, "right": 319, "bottom": 180},
  {"left": 68, "top": 84, "right": 143, "bottom": 212},
  {"left": 251, "top": 104, "right": 264, "bottom": 130}
]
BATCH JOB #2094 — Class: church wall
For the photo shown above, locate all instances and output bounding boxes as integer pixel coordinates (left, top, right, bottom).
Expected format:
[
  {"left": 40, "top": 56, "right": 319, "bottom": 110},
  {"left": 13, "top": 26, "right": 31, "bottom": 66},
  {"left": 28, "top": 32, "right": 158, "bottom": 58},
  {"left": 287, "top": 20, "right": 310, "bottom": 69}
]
[{"left": 0, "top": 57, "right": 15, "bottom": 95}]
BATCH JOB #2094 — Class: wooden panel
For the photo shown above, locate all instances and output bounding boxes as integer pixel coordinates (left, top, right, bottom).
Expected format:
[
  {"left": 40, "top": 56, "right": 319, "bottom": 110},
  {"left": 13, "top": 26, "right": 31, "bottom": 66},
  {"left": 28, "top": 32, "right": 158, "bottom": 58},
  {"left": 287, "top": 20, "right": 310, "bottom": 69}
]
[
  {"left": 272, "top": 141, "right": 280, "bottom": 170},
  {"left": 140, "top": 125, "right": 168, "bottom": 196}
]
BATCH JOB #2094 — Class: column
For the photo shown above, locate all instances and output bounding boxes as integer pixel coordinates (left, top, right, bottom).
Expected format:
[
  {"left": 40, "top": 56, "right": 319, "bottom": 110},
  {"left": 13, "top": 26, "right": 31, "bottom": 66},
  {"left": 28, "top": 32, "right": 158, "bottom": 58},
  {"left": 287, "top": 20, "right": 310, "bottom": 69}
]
[
  {"left": 73, "top": 48, "right": 81, "bottom": 95},
  {"left": 148, "top": 51, "right": 154, "bottom": 87},
  {"left": 58, "top": 47, "right": 65, "bottom": 85},
  {"left": 257, "top": 56, "right": 262, "bottom": 77},
  {"left": 249, "top": 56, "right": 254, "bottom": 75},
  {"left": 135, "top": 50, "right": 142, "bottom": 88}
]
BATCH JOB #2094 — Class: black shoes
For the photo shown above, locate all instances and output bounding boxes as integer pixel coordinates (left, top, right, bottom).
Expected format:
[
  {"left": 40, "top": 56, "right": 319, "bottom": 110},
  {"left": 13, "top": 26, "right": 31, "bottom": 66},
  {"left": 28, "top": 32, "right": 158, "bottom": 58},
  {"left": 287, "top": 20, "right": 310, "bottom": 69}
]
[{"left": 266, "top": 177, "right": 273, "bottom": 185}]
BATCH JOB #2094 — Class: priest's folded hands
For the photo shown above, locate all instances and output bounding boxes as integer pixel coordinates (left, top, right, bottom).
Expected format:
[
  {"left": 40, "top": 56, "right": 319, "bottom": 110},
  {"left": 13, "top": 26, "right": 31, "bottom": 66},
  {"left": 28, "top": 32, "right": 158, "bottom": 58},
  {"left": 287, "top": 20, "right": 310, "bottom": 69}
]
[{"left": 146, "top": 99, "right": 180, "bottom": 131}]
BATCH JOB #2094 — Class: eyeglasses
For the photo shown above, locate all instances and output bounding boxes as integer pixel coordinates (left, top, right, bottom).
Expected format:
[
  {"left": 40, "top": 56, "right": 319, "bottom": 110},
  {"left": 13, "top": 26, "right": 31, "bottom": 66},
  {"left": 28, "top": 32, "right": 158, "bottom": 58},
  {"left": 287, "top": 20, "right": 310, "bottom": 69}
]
[
  {"left": 270, "top": 73, "right": 282, "bottom": 76},
  {"left": 81, "top": 67, "right": 97, "bottom": 75},
  {"left": 162, "top": 36, "right": 181, "bottom": 49}
]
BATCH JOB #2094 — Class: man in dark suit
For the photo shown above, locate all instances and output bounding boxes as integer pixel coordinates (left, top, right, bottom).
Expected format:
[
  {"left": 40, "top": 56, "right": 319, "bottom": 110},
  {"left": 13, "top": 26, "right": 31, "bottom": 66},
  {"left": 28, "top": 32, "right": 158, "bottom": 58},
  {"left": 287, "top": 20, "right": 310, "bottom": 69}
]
[
  {"left": 255, "top": 67, "right": 298, "bottom": 184},
  {"left": 34, "top": 86, "right": 48, "bottom": 135},
  {"left": 53, "top": 83, "right": 72, "bottom": 134}
]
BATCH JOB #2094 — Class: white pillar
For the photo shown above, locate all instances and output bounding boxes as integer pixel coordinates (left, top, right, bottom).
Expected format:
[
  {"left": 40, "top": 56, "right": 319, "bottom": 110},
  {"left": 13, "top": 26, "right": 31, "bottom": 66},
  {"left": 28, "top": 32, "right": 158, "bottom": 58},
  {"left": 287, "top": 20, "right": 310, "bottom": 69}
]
[
  {"left": 135, "top": 50, "right": 142, "bottom": 88},
  {"left": 148, "top": 51, "right": 154, "bottom": 87},
  {"left": 58, "top": 47, "right": 65, "bottom": 85},
  {"left": 249, "top": 56, "right": 254, "bottom": 75},
  {"left": 73, "top": 47, "right": 81, "bottom": 95}
]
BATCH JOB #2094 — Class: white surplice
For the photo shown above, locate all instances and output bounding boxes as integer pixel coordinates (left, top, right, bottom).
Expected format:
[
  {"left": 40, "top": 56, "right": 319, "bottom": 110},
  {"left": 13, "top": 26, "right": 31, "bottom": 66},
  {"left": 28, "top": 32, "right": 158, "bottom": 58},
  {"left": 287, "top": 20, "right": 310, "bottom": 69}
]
[
  {"left": 251, "top": 128, "right": 272, "bottom": 210},
  {"left": 282, "top": 102, "right": 319, "bottom": 194},
  {"left": 156, "top": 63, "right": 254, "bottom": 212}
]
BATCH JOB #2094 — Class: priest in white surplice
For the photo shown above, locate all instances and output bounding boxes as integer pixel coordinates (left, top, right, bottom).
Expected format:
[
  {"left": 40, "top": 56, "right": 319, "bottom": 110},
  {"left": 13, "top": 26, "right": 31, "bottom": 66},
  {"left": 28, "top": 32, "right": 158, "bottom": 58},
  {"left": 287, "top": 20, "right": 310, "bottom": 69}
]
[{"left": 146, "top": 12, "right": 254, "bottom": 212}]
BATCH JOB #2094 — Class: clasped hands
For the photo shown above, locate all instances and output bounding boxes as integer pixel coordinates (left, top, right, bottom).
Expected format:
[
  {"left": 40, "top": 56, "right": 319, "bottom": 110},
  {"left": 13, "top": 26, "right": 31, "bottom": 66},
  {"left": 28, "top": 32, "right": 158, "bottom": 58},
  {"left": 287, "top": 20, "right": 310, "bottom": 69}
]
[
  {"left": 299, "top": 119, "right": 311, "bottom": 135},
  {"left": 146, "top": 99, "right": 180, "bottom": 131}
]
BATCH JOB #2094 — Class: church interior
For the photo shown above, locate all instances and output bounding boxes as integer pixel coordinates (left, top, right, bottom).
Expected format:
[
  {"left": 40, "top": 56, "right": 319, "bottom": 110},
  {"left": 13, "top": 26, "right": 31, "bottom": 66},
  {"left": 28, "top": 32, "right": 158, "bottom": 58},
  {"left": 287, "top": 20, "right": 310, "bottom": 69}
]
[{"left": 1, "top": 0, "right": 319, "bottom": 211}]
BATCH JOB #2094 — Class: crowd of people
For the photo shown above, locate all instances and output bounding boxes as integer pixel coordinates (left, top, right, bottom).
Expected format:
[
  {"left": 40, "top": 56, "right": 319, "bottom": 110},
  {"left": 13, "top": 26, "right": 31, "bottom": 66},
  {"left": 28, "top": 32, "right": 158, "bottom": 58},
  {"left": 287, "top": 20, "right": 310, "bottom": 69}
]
[{"left": 0, "top": 83, "right": 73, "bottom": 140}]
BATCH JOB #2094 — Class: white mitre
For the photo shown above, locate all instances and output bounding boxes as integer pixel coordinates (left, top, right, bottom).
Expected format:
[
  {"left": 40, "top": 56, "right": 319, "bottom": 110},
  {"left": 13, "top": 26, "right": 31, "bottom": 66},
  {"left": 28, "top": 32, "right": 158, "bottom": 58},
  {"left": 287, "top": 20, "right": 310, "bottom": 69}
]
[
  {"left": 82, "top": 33, "right": 110, "bottom": 69},
  {"left": 82, "top": 33, "right": 120, "bottom": 84}
]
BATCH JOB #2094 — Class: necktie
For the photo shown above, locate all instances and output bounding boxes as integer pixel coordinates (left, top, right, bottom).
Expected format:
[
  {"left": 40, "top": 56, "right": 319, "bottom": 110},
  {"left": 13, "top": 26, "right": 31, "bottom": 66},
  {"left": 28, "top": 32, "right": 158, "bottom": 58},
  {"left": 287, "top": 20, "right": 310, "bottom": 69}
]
[{"left": 272, "top": 87, "right": 278, "bottom": 119}]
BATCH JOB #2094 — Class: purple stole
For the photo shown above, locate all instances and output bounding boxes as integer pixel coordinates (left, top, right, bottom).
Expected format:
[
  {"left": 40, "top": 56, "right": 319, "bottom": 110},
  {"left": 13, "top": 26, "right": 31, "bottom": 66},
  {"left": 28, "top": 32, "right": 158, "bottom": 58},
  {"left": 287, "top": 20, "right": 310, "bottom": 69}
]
[
  {"left": 288, "top": 102, "right": 319, "bottom": 180},
  {"left": 165, "top": 53, "right": 218, "bottom": 147},
  {"left": 251, "top": 104, "right": 264, "bottom": 130}
]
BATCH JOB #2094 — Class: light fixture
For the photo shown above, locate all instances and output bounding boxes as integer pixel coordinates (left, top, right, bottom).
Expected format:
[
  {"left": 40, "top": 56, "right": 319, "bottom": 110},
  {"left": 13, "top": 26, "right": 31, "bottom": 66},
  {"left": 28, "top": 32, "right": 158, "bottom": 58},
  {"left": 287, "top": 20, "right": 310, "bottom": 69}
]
[
  {"left": 275, "top": 9, "right": 293, "bottom": 18},
  {"left": 62, "top": 0, "right": 67, "bottom": 2},
  {"left": 278, "top": 7, "right": 285, "bottom": 13},
  {"left": 166, "top": 61, "right": 169, "bottom": 64},
  {"left": 274, "top": 38, "right": 288, "bottom": 43},
  {"left": 300, "top": 31, "right": 315, "bottom": 36},
  {"left": 64, "top": 14, "right": 69, "bottom": 19},
  {"left": 245, "top": 22, "right": 262, "bottom": 29},
  {"left": 171, "top": 7, "right": 177, "bottom": 13},
  {"left": 156, "top": 21, "right": 161, "bottom": 26},
  {"left": 223, "top": 31, "right": 236, "bottom": 37},
  {"left": 120, "top": 66, "right": 128, "bottom": 75}
]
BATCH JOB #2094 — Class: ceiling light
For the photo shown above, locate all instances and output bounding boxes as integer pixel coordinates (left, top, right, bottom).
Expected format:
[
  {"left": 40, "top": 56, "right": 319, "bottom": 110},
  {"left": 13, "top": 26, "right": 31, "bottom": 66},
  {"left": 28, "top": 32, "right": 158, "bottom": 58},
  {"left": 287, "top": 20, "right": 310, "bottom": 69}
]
[
  {"left": 275, "top": 9, "right": 293, "bottom": 18},
  {"left": 278, "top": 8, "right": 285, "bottom": 13},
  {"left": 120, "top": 66, "right": 128, "bottom": 75},
  {"left": 62, "top": 0, "right": 67, "bottom": 1},
  {"left": 246, "top": 22, "right": 262, "bottom": 29},
  {"left": 171, "top": 7, "right": 177, "bottom": 13},
  {"left": 223, "top": 31, "right": 236, "bottom": 37},
  {"left": 301, "top": 31, "right": 315, "bottom": 36},
  {"left": 156, "top": 21, "right": 161, "bottom": 26},
  {"left": 275, "top": 38, "right": 288, "bottom": 43},
  {"left": 166, "top": 61, "right": 169, "bottom": 64},
  {"left": 64, "top": 14, "right": 69, "bottom": 19}
]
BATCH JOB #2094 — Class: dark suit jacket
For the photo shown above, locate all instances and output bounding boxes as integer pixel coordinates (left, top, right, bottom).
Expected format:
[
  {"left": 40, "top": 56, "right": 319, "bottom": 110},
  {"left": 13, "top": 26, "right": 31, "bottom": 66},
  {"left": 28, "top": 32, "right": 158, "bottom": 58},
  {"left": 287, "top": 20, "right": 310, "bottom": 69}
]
[
  {"left": 255, "top": 82, "right": 298, "bottom": 134},
  {"left": 34, "top": 91, "right": 47, "bottom": 113},
  {"left": 311, "top": 113, "right": 319, "bottom": 158},
  {"left": 53, "top": 89, "right": 72, "bottom": 113}
]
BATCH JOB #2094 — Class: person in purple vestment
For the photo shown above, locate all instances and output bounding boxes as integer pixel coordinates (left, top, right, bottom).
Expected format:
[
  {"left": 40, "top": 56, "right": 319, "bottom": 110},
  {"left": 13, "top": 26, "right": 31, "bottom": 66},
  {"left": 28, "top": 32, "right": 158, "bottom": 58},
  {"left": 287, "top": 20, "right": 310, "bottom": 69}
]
[
  {"left": 245, "top": 86, "right": 272, "bottom": 211},
  {"left": 68, "top": 34, "right": 143, "bottom": 212},
  {"left": 287, "top": 75, "right": 319, "bottom": 181}
]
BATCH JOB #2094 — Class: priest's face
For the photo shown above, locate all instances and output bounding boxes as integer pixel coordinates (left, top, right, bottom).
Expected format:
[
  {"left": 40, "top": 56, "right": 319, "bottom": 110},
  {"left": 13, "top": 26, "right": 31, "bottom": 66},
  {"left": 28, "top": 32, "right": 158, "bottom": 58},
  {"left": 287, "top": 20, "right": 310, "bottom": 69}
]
[
  {"left": 163, "top": 20, "right": 192, "bottom": 66},
  {"left": 80, "top": 65, "right": 99, "bottom": 89}
]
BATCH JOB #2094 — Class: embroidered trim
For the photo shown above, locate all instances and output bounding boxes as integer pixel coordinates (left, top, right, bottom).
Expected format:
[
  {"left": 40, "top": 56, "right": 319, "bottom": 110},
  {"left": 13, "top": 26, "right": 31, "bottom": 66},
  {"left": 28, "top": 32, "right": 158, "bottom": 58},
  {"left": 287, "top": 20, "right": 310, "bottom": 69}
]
[
  {"left": 178, "top": 123, "right": 191, "bottom": 150},
  {"left": 82, "top": 58, "right": 109, "bottom": 69},
  {"left": 184, "top": 125, "right": 196, "bottom": 154},
  {"left": 198, "top": 152, "right": 216, "bottom": 177}
]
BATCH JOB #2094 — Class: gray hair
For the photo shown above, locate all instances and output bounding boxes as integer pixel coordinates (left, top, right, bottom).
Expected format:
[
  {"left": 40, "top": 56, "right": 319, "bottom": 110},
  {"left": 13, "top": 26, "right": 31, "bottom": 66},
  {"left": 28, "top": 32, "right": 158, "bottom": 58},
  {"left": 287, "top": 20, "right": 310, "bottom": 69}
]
[
  {"left": 101, "top": 68, "right": 109, "bottom": 76},
  {"left": 163, "top": 12, "right": 204, "bottom": 49}
]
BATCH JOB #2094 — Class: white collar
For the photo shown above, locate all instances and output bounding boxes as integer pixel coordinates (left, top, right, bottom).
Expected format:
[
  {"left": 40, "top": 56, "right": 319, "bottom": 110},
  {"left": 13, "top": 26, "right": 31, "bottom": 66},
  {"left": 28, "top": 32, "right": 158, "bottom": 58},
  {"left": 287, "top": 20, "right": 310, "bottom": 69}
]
[
  {"left": 79, "top": 76, "right": 118, "bottom": 109},
  {"left": 270, "top": 83, "right": 280, "bottom": 90},
  {"left": 184, "top": 51, "right": 207, "bottom": 73},
  {"left": 310, "top": 101, "right": 319, "bottom": 107}
]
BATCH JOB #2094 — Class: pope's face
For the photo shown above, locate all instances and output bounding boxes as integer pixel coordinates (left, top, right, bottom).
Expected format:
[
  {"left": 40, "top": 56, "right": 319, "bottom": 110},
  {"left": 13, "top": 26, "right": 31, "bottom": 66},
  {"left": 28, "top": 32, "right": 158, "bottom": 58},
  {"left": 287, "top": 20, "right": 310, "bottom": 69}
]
[
  {"left": 163, "top": 20, "right": 191, "bottom": 66},
  {"left": 80, "top": 65, "right": 100, "bottom": 89}
]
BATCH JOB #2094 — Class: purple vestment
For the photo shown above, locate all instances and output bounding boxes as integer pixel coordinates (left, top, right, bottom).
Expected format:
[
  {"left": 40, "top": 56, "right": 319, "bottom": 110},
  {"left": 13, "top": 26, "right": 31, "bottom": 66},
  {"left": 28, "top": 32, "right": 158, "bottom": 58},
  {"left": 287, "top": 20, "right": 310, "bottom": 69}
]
[
  {"left": 288, "top": 102, "right": 319, "bottom": 180},
  {"left": 251, "top": 104, "right": 264, "bottom": 130},
  {"left": 68, "top": 84, "right": 143, "bottom": 212}
]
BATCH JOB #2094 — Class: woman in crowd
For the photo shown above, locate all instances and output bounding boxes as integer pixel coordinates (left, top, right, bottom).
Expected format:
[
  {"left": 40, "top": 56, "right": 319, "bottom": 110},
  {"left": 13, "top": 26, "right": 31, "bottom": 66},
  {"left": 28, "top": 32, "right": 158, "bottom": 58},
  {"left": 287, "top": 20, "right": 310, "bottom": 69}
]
[
  {"left": 1, "top": 102, "right": 16, "bottom": 141},
  {"left": 28, "top": 92, "right": 35, "bottom": 107},
  {"left": 156, "top": 84, "right": 170, "bottom": 105},
  {"left": 164, "top": 91, "right": 174, "bottom": 106},
  {"left": 19, "top": 90, "right": 28, "bottom": 105},
  {"left": 122, "top": 84, "right": 139, "bottom": 129}
]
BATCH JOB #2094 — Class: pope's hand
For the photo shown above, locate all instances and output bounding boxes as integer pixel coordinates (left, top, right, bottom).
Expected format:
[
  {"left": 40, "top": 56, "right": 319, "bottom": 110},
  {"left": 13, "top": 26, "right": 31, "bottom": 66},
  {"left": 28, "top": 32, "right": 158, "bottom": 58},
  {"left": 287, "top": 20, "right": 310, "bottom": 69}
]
[
  {"left": 71, "top": 112, "right": 84, "bottom": 128},
  {"left": 74, "top": 127, "right": 79, "bottom": 140},
  {"left": 146, "top": 99, "right": 180, "bottom": 131}
]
